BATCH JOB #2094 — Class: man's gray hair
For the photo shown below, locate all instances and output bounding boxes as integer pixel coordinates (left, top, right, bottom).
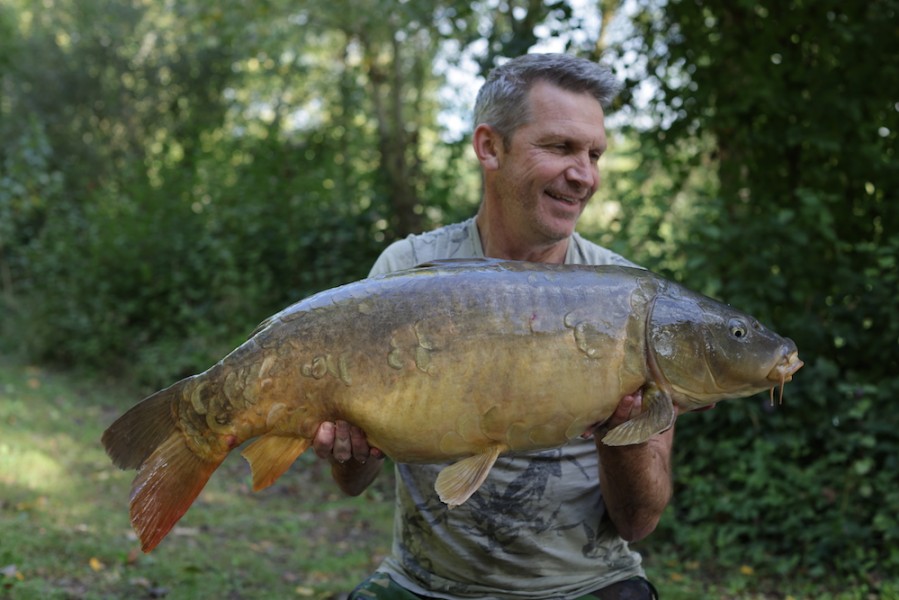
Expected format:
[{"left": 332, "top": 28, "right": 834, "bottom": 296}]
[{"left": 473, "top": 53, "right": 621, "bottom": 147}]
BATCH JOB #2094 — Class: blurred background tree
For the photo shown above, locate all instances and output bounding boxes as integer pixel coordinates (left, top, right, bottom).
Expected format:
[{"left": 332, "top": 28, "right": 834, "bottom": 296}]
[
  {"left": 600, "top": 0, "right": 899, "bottom": 583},
  {"left": 1, "top": 0, "right": 896, "bottom": 589}
]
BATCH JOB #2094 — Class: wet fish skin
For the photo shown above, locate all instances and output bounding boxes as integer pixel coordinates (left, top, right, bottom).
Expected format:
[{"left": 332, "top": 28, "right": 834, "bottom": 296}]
[{"left": 101, "top": 258, "right": 802, "bottom": 552}]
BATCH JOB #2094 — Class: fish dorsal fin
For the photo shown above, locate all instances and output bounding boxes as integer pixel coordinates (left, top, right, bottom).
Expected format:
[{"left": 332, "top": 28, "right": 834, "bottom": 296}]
[
  {"left": 412, "top": 258, "right": 499, "bottom": 269},
  {"left": 241, "top": 434, "right": 311, "bottom": 491},
  {"left": 601, "top": 383, "right": 676, "bottom": 446},
  {"left": 435, "top": 445, "right": 504, "bottom": 508}
]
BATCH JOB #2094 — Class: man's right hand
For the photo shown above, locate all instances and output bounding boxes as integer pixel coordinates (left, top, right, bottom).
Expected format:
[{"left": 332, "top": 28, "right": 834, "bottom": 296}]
[
  {"left": 313, "top": 420, "right": 384, "bottom": 464},
  {"left": 313, "top": 420, "right": 385, "bottom": 497}
]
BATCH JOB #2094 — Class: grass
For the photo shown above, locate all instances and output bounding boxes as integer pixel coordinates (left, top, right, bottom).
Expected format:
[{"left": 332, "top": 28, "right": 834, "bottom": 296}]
[
  {"left": 0, "top": 358, "right": 394, "bottom": 599},
  {"left": 0, "top": 356, "right": 892, "bottom": 599}
]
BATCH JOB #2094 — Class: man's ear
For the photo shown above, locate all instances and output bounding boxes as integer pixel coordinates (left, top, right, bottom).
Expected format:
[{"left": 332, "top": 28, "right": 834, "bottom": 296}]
[{"left": 472, "top": 124, "right": 502, "bottom": 171}]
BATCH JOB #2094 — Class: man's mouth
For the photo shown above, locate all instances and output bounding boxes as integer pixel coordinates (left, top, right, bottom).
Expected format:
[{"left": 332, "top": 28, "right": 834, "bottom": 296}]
[{"left": 545, "top": 190, "right": 581, "bottom": 205}]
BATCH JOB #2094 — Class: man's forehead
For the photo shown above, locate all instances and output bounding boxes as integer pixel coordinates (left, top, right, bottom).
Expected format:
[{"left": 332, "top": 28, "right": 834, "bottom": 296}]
[
  {"left": 524, "top": 82, "right": 604, "bottom": 122},
  {"left": 521, "top": 90, "right": 606, "bottom": 144}
]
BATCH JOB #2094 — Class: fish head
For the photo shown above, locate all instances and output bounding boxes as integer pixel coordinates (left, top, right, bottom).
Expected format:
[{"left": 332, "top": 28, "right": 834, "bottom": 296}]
[{"left": 647, "top": 290, "right": 803, "bottom": 410}]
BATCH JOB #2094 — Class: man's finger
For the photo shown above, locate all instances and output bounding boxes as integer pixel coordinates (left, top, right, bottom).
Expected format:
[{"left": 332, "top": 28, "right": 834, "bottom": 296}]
[
  {"left": 349, "top": 424, "right": 371, "bottom": 462},
  {"left": 313, "top": 421, "right": 336, "bottom": 459},
  {"left": 332, "top": 420, "right": 353, "bottom": 463}
]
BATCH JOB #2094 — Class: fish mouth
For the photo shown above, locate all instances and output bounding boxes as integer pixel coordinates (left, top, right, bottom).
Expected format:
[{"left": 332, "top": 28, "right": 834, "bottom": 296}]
[{"left": 766, "top": 349, "right": 803, "bottom": 404}]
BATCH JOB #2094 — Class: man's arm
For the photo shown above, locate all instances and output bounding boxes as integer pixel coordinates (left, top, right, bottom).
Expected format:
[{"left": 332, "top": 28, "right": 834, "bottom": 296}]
[{"left": 594, "top": 392, "right": 675, "bottom": 543}]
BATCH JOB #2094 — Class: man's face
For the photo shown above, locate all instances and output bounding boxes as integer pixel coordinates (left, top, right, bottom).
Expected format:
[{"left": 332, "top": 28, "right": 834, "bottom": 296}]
[{"left": 491, "top": 81, "right": 607, "bottom": 247}]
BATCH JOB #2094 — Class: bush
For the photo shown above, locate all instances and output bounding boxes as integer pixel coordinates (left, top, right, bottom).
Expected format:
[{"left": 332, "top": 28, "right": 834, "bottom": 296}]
[
  {"left": 606, "top": 0, "right": 899, "bottom": 584},
  {"left": 18, "top": 134, "right": 386, "bottom": 387},
  {"left": 661, "top": 361, "right": 899, "bottom": 581}
]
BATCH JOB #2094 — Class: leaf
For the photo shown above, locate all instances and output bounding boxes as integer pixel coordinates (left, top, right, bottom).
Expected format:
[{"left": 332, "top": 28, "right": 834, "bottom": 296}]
[{"left": 1, "top": 564, "right": 24, "bottom": 581}]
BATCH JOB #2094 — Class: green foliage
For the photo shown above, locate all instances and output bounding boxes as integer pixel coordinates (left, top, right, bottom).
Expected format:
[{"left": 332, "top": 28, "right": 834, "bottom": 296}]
[
  {"left": 1, "top": 0, "right": 601, "bottom": 387},
  {"left": 1, "top": 0, "right": 451, "bottom": 386},
  {"left": 611, "top": 0, "right": 899, "bottom": 584},
  {"left": 0, "top": 117, "right": 63, "bottom": 324},
  {"left": 658, "top": 367, "right": 899, "bottom": 581},
  {"left": 20, "top": 131, "right": 386, "bottom": 385},
  {"left": 4, "top": 0, "right": 582, "bottom": 386}
]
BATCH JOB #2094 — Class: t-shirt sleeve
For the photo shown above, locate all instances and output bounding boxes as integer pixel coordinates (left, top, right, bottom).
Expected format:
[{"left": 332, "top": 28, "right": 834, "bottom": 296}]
[
  {"left": 368, "top": 239, "right": 419, "bottom": 277},
  {"left": 368, "top": 218, "right": 481, "bottom": 277}
]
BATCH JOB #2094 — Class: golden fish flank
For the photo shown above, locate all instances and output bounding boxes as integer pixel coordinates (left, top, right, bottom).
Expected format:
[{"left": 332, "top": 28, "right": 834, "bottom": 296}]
[{"left": 101, "top": 258, "right": 803, "bottom": 552}]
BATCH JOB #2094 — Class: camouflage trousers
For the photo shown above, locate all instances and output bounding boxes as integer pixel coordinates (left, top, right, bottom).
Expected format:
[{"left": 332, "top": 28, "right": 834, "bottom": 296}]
[{"left": 348, "top": 572, "right": 659, "bottom": 600}]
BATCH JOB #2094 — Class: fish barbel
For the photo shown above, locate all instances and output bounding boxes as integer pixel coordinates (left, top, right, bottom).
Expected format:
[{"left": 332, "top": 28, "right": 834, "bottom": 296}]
[{"left": 102, "top": 259, "right": 803, "bottom": 552}]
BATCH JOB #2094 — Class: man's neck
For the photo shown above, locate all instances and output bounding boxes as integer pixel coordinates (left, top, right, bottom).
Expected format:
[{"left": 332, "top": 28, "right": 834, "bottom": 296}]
[{"left": 475, "top": 212, "right": 570, "bottom": 264}]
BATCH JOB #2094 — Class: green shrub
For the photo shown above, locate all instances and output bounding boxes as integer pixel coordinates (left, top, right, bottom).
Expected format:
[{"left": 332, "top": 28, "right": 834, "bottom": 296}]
[{"left": 18, "top": 134, "right": 386, "bottom": 387}]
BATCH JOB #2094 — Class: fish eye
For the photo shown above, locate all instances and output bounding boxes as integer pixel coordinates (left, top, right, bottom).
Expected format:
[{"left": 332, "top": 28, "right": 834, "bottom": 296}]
[{"left": 729, "top": 318, "right": 748, "bottom": 339}]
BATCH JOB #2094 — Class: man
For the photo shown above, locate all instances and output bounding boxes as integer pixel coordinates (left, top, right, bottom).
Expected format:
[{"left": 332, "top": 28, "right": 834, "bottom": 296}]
[{"left": 314, "top": 53, "right": 671, "bottom": 599}]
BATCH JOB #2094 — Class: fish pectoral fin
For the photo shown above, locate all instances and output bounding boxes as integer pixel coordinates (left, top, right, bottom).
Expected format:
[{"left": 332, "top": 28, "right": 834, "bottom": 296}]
[
  {"left": 435, "top": 445, "right": 504, "bottom": 509},
  {"left": 601, "top": 384, "right": 676, "bottom": 446},
  {"left": 241, "top": 434, "right": 311, "bottom": 491}
]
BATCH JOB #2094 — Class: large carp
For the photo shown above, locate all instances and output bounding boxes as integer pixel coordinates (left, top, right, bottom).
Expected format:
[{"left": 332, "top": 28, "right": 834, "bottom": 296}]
[{"left": 102, "top": 259, "right": 802, "bottom": 552}]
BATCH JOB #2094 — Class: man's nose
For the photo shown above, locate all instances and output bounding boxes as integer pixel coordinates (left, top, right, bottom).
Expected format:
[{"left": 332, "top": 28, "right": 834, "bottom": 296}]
[{"left": 565, "top": 154, "right": 598, "bottom": 189}]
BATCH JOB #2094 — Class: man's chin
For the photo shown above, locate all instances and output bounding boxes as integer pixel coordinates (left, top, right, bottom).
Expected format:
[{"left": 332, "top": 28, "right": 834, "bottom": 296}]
[{"left": 540, "top": 206, "right": 582, "bottom": 237}]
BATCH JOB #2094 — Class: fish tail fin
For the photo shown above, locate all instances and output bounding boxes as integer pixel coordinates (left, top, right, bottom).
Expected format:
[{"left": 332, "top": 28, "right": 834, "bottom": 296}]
[
  {"left": 101, "top": 380, "right": 187, "bottom": 470},
  {"left": 102, "top": 377, "right": 223, "bottom": 552},
  {"left": 130, "top": 432, "right": 223, "bottom": 552}
]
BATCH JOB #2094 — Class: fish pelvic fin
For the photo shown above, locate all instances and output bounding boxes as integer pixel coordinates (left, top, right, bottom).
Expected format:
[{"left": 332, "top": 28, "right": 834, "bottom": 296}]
[
  {"left": 102, "top": 380, "right": 186, "bottom": 470},
  {"left": 435, "top": 445, "right": 504, "bottom": 508},
  {"left": 241, "top": 434, "right": 312, "bottom": 491},
  {"left": 601, "top": 384, "right": 676, "bottom": 446},
  {"left": 130, "top": 431, "right": 224, "bottom": 553}
]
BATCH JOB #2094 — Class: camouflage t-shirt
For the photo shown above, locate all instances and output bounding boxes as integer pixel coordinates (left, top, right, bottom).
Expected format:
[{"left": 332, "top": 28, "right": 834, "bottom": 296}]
[{"left": 367, "top": 217, "right": 645, "bottom": 600}]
